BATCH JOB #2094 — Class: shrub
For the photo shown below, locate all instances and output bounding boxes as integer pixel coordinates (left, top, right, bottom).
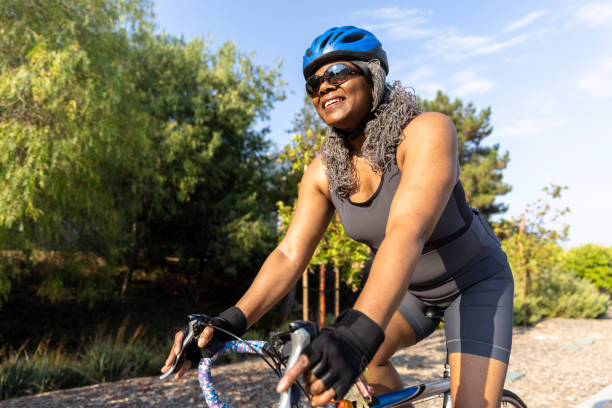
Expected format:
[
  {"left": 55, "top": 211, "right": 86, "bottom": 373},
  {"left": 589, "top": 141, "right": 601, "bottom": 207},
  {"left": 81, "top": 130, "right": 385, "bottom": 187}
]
[
  {"left": 0, "top": 355, "right": 37, "bottom": 400},
  {"left": 79, "top": 319, "right": 163, "bottom": 383},
  {"left": 0, "top": 345, "right": 86, "bottom": 399},
  {"left": 513, "top": 267, "right": 609, "bottom": 325},
  {"left": 564, "top": 244, "right": 612, "bottom": 291}
]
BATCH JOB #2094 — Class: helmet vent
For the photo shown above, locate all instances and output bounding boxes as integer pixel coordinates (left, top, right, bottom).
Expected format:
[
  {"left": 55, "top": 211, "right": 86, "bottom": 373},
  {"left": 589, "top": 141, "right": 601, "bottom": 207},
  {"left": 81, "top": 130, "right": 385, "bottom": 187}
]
[
  {"left": 331, "top": 30, "right": 345, "bottom": 44},
  {"left": 340, "top": 33, "right": 365, "bottom": 43},
  {"left": 320, "top": 33, "right": 333, "bottom": 49}
]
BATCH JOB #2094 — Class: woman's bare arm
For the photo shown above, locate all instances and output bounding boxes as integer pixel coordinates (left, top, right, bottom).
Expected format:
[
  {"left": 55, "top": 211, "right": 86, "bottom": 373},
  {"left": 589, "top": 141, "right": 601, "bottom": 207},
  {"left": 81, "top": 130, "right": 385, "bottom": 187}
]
[
  {"left": 162, "top": 156, "right": 333, "bottom": 378},
  {"left": 236, "top": 156, "right": 334, "bottom": 325},
  {"left": 353, "top": 112, "right": 459, "bottom": 328}
]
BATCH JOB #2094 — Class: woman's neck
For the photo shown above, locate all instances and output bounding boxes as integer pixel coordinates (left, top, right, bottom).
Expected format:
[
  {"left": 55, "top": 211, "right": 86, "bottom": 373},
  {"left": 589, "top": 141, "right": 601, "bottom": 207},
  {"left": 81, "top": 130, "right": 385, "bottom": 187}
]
[{"left": 348, "top": 131, "right": 367, "bottom": 156}]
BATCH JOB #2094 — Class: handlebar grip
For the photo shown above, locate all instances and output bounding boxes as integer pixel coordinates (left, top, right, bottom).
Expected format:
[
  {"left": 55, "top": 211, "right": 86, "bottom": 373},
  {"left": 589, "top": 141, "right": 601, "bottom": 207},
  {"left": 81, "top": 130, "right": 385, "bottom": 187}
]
[{"left": 197, "top": 340, "right": 267, "bottom": 408}]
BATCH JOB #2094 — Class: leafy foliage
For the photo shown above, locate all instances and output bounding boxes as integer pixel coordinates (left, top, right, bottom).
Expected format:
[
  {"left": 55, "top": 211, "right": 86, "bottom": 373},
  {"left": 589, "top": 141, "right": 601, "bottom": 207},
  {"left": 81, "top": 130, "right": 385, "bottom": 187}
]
[
  {"left": 511, "top": 266, "right": 609, "bottom": 324},
  {"left": 0, "top": 0, "right": 286, "bottom": 306},
  {"left": 499, "top": 185, "right": 609, "bottom": 324},
  {"left": 79, "top": 321, "right": 164, "bottom": 383},
  {"left": 132, "top": 34, "right": 284, "bottom": 302},
  {"left": 0, "top": 320, "right": 166, "bottom": 399},
  {"left": 564, "top": 244, "right": 612, "bottom": 291}
]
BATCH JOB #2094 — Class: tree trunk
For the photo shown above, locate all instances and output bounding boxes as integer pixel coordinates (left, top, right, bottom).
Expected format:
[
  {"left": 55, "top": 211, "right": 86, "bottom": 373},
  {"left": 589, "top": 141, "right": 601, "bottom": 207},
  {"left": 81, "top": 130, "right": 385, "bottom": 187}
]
[
  {"left": 319, "top": 264, "right": 325, "bottom": 328},
  {"left": 302, "top": 270, "right": 308, "bottom": 321},
  {"left": 121, "top": 222, "right": 138, "bottom": 298},
  {"left": 518, "top": 216, "right": 529, "bottom": 324},
  {"left": 120, "top": 266, "right": 133, "bottom": 298},
  {"left": 334, "top": 265, "right": 340, "bottom": 317}
]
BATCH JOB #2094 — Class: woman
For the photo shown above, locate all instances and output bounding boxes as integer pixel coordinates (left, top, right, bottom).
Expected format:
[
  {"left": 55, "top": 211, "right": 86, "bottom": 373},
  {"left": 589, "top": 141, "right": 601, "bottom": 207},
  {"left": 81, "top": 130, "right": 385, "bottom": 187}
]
[{"left": 161, "top": 26, "right": 514, "bottom": 408}]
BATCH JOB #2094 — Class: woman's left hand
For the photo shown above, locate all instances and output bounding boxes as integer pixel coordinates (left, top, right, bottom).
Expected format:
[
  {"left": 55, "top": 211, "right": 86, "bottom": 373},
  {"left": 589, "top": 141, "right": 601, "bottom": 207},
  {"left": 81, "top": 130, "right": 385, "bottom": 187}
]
[{"left": 276, "top": 310, "right": 384, "bottom": 406}]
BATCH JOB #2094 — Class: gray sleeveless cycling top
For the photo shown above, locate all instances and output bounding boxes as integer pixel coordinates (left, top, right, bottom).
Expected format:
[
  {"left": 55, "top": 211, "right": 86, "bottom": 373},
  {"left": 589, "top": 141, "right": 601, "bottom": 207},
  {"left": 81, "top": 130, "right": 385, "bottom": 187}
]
[{"left": 330, "top": 158, "right": 502, "bottom": 294}]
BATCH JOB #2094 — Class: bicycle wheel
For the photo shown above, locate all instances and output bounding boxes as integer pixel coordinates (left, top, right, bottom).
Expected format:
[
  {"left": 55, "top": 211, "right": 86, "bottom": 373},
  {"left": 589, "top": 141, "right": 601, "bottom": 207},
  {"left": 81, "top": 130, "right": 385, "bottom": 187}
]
[{"left": 501, "top": 389, "right": 527, "bottom": 408}]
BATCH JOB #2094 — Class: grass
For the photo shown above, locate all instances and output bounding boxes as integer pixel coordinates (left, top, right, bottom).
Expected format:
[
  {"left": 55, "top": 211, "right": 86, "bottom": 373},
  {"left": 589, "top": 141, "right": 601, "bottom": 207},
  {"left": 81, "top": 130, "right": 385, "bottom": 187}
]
[
  {"left": 0, "top": 338, "right": 86, "bottom": 400},
  {"left": 0, "top": 284, "right": 304, "bottom": 400},
  {"left": 0, "top": 270, "right": 357, "bottom": 400},
  {"left": 0, "top": 318, "right": 168, "bottom": 400}
]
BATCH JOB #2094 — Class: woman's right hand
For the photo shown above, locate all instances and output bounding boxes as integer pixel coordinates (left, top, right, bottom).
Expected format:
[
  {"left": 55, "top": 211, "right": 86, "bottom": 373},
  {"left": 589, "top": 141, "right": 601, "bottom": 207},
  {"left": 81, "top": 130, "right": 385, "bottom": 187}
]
[
  {"left": 160, "top": 326, "right": 215, "bottom": 379},
  {"left": 160, "top": 307, "right": 247, "bottom": 379}
]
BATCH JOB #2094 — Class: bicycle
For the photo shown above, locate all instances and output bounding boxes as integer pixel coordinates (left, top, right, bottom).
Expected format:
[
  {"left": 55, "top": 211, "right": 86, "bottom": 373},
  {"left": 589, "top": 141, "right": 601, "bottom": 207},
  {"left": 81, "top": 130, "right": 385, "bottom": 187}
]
[{"left": 161, "top": 313, "right": 527, "bottom": 408}]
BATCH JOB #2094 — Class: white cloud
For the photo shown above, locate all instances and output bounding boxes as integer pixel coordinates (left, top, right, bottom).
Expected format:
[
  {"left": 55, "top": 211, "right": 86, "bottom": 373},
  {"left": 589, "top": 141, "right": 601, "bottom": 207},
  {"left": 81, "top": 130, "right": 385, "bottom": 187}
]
[
  {"left": 469, "top": 34, "right": 530, "bottom": 56},
  {"left": 428, "top": 30, "right": 530, "bottom": 61},
  {"left": 364, "top": 21, "right": 432, "bottom": 39},
  {"left": 496, "top": 115, "right": 567, "bottom": 140},
  {"left": 357, "top": 7, "right": 537, "bottom": 61},
  {"left": 575, "top": 2, "right": 612, "bottom": 27},
  {"left": 506, "top": 10, "right": 549, "bottom": 32},
  {"left": 450, "top": 69, "right": 494, "bottom": 96},
  {"left": 355, "top": 7, "right": 422, "bottom": 20},
  {"left": 577, "top": 57, "right": 612, "bottom": 100},
  {"left": 398, "top": 66, "right": 443, "bottom": 98},
  {"left": 357, "top": 7, "right": 433, "bottom": 39},
  {"left": 495, "top": 92, "right": 567, "bottom": 139}
]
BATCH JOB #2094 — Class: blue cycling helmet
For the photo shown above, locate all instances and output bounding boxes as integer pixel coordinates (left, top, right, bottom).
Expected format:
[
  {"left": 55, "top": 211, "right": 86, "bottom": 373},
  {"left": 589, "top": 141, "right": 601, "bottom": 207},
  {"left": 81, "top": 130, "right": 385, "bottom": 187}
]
[{"left": 303, "top": 26, "right": 388, "bottom": 79}]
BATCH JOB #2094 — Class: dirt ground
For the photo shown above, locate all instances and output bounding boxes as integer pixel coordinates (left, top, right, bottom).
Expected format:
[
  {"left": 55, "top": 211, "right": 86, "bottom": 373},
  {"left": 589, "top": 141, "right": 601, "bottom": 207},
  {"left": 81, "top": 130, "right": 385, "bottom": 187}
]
[{"left": 1, "top": 316, "right": 611, "bottom": 408}]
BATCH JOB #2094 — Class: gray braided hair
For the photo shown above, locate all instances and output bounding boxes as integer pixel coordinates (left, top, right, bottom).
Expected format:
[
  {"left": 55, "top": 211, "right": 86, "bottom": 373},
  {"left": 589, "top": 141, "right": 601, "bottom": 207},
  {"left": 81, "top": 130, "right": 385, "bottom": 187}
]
[{"left": 321, "top": 60, "right": 421, "bottom": 197}]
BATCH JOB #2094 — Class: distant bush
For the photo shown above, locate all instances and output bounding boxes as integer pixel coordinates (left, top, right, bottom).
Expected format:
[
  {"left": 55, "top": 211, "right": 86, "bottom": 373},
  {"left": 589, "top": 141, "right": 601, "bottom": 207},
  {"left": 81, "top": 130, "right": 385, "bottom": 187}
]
[
  {"left": 564, "top": 244, "right": 612, "bottom": 291},
  {"left": 513, "top": 267, "right": 609, "bottom": 325},
  {"left": 0, "top": 320, "right": 166, "bottom": 400},
  {"left": 0, "top": 344, "right": 86, "bottom": 400},
  {"left": 79, "top": 320, "right": 164, "bottom": 383}
]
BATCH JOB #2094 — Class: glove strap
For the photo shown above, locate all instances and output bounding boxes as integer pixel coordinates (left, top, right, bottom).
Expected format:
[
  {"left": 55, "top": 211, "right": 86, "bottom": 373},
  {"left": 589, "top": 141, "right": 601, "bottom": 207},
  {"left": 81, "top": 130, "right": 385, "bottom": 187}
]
[
  {"left": 218, "top": 306, "right": 247, "bottom": 338},
  {"left": 333, "top": 310, "right": 385, "bottom": 365}
]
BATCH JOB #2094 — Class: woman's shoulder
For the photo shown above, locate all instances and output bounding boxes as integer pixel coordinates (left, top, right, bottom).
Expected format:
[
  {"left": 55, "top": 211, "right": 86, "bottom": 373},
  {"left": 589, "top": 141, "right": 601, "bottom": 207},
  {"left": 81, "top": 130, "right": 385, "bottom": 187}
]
[
  {"left": 403, "top": 112, "right": 454, "bottom": 134},
  {"left": 302, "top": 155, "right": 331, "bottom": 200},
  {"left": 396, "top": 112, "right": 457, "bottom": 167}
]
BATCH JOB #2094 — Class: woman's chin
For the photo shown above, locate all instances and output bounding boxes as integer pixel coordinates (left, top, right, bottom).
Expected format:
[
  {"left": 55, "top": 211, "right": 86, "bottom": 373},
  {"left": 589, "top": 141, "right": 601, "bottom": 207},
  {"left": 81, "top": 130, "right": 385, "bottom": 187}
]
[{"left": 323, "top": 115, "right": 356, "bottom": 132}]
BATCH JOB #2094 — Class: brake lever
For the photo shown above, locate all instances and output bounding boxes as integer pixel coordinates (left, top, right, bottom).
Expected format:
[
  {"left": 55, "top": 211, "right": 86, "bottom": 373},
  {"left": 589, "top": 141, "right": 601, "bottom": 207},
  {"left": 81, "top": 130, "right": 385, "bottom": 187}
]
[{"left": 159, "top": 314, "right": 212, "bottom": 380}]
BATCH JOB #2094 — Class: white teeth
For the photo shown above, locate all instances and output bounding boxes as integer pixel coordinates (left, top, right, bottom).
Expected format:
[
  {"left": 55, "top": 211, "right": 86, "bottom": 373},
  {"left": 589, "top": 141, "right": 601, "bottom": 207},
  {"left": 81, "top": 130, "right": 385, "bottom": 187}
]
[{"left": 324, "top": 98, "right": 342, "bottom": 108}]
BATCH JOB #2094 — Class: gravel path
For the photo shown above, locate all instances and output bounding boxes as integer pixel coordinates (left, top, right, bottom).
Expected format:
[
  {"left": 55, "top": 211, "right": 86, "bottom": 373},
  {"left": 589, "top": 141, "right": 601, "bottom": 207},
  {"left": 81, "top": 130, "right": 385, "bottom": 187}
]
[{"left": 2, "top": 317, "right": 610, "bottom": 408}]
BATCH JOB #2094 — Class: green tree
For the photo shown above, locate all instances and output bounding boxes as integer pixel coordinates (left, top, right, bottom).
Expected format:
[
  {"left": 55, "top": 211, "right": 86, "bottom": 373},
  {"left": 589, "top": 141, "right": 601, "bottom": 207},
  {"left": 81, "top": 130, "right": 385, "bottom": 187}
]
[
  {"left": 498, "top": 185, "right": 569, "bottom": 322},
  {"left": 420, "top": 91, "right": 511, "bottom": 219},
  {"left": 564, "top": 244, "right": 612, "bottom": 291},
  {"left": 0, "top": 0, "right": 155, "bottom": 306},
  {"left": 123, "top": 32, "right": 284, "bottom": 302},
  {"left": 0, "top": 0, "right": 285, "bottom": 306},
  {"left": 498, "top": 185, "right": 608, "bottom": 324}
]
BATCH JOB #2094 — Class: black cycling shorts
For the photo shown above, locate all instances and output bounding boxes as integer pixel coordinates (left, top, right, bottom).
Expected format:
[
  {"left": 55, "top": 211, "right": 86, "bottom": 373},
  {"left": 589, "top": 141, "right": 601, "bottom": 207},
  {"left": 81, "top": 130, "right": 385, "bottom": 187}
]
[{"left": 398, "top": 247, "right": 514, "bottom": 364}]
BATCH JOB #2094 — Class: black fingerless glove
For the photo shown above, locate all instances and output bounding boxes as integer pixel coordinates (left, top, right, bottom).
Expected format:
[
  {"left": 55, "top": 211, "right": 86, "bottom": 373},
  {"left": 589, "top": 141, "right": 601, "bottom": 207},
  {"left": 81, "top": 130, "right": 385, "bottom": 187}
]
[
  {"left": 182, "top": 306, "right": 247, "bottom": 366},
  {"left": 302, "top": 309, "right": 385, "bottom": 400}
]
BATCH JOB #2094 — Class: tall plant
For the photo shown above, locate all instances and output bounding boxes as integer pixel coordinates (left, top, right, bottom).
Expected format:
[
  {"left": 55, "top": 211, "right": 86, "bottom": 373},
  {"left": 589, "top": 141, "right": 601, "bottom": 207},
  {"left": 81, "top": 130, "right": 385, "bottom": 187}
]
[{"left": 0, "top": 0, "right": 285, "bottom": 307}]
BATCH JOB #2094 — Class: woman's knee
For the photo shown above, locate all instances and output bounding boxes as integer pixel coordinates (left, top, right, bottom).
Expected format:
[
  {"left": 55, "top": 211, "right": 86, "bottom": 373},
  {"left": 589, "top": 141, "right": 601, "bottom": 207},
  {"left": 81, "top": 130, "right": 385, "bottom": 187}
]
[{"left": 371, "top": 310, "right": 417, "bottom": 365}]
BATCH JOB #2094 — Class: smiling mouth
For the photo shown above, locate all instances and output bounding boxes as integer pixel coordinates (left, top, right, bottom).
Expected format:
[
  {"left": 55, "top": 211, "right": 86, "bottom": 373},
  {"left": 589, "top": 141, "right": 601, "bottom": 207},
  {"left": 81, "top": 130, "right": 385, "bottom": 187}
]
[{"left": 323, "top": 97, "right": 344, "bottom": 110}]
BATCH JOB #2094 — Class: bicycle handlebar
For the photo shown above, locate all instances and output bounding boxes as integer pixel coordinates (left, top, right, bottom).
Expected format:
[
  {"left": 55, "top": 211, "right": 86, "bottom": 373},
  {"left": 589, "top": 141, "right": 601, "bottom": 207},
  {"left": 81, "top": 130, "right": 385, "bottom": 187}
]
[
  {"left": 197, "top": 321, "right": 317, "bottom": 408},
  {"left": 162, "top": 315, "right": 318, "bottom": 408},
  {"left": 197, "top": 340, "right": 267, "bottom": 408}
]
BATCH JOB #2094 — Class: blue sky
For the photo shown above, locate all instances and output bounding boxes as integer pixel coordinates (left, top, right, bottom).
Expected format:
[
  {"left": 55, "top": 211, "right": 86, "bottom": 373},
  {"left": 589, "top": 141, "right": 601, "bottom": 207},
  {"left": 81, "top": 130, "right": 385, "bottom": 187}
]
[{"left": 153, "top": 0, "right": 612, "bottom": 248}]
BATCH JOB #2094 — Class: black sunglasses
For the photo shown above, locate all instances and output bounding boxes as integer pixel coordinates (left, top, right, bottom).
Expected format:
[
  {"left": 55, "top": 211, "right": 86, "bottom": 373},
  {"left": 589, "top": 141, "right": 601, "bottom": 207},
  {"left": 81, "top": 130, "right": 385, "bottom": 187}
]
[{"left": 305, "top": 63, "right": 362, "bottom": 96}]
